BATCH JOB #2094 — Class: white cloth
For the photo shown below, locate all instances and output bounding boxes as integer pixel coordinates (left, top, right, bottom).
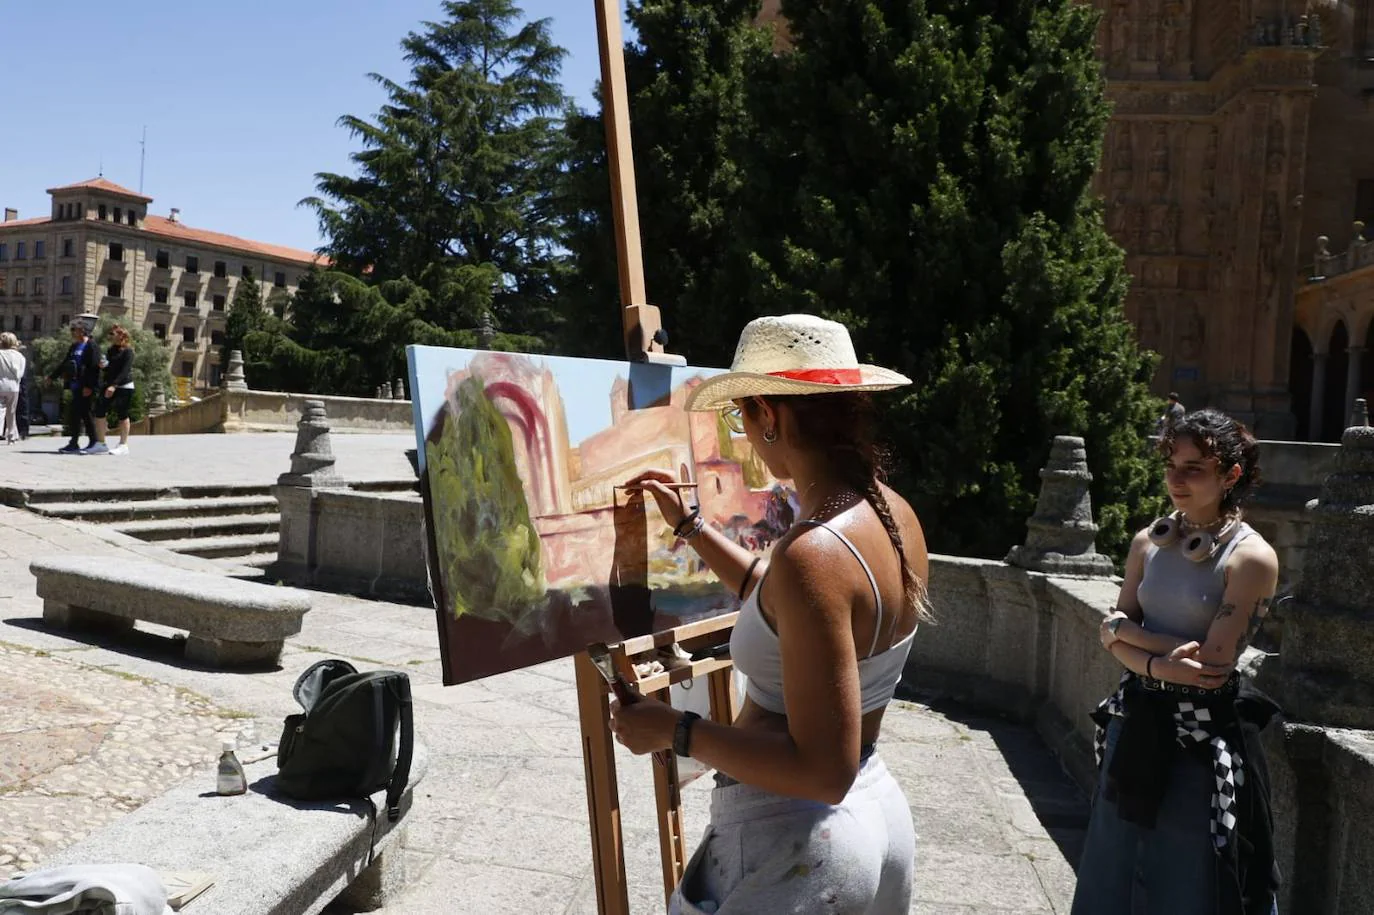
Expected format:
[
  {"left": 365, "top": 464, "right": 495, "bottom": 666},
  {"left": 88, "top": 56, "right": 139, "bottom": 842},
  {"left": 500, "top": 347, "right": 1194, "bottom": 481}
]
[
  {"left": 0, "top": 350, "right": 24, "bottom": 394},
  {"left": 0, "top": 864, "right": 171, "bottom": 915}
]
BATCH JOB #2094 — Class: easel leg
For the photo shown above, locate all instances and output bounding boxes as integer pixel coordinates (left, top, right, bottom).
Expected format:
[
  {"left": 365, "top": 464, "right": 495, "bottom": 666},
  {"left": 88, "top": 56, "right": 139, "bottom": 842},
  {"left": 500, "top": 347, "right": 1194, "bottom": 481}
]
[
  {"left": 707, "top": 667, "right": 738, "bottom": 725},
  {"left": 651, "top": 687, "right": 688, "bottom": 905},
  {"left": 576, "top": 652, "right": 631, "bottom": 915}
]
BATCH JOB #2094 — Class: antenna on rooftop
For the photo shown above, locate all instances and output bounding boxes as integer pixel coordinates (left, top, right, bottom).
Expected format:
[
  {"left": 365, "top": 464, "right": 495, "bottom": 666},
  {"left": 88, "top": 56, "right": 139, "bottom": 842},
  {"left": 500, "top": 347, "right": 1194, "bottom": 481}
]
[
  {"left": 139, "top": 126, "right": 147, "bottom": 194},
  {"left": 98, "top": 152, "right": 103, "bottom": 178}
]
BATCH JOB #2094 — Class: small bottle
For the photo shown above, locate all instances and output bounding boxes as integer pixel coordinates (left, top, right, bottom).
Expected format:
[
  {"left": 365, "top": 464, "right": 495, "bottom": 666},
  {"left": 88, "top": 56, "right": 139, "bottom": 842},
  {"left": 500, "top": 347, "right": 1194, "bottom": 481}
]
[{"left": 216, "top": 742, "right": 247, "bottom": 796}]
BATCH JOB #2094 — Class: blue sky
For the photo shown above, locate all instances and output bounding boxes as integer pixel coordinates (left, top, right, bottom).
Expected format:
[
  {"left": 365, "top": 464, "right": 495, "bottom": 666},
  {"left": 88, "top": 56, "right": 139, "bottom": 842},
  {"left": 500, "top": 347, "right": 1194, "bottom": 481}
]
[{"left": 0, "top": 0, "right": 616, "bottom": 254}]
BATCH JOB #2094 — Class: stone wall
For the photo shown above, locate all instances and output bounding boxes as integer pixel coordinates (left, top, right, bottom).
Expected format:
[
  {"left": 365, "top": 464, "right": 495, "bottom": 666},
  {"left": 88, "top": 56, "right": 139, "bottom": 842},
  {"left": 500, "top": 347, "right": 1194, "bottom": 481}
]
[{"left": 129, "top": 390, "right": 414, "bottom": 435}]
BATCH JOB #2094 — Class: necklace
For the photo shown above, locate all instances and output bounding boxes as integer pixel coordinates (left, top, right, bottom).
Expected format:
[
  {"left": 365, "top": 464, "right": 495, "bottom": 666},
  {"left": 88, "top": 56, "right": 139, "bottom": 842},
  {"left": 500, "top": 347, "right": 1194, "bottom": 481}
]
[{"left": 1179, "top": 511, "right": 1235, "bottom": 534}]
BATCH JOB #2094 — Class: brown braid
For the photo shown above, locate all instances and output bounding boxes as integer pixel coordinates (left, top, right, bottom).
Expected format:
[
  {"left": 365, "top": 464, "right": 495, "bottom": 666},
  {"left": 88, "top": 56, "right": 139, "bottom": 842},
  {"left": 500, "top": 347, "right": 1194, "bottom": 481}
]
[{"left": 752, "top": 393, "right": 933, "bottom": 625}]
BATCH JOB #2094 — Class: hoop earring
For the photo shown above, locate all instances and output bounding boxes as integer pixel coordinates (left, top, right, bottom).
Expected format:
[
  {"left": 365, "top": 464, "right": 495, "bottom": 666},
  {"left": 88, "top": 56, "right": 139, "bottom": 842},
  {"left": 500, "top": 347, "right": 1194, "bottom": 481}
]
[{"left": 762, "top": 428, "right": 778, "bottom": 444}]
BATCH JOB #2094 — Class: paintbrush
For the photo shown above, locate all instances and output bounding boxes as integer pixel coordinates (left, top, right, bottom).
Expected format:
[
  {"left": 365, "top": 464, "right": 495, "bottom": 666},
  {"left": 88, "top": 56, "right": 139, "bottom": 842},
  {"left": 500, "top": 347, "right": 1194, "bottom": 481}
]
[
  {"left": 613, "top": 482, "right": 700, "bottom": 492},
  {"left": 587, "top": 641, "right": 672, "bottom": 767}
]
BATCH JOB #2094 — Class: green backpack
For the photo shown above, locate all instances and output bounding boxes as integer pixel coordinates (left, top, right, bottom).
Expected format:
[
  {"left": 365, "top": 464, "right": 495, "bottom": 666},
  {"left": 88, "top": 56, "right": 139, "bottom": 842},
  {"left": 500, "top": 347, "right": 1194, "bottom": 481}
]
[{"left": 275, "top": 659, "right": 414, "bottom": 821}]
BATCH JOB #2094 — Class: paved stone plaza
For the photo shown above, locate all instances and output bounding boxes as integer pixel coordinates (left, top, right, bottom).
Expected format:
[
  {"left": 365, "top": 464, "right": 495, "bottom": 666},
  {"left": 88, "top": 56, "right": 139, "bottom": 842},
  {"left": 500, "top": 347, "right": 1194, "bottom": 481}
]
[{"left": 0, "top": 435, "right": 1085, "bottom": 913}]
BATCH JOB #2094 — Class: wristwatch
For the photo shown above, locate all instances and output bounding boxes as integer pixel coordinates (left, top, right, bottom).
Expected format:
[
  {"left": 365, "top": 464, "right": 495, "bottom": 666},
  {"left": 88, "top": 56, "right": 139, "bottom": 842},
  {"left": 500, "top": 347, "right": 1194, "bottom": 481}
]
[
  {"left": 1107, "top": 617, "right": 1125, "bottom": 637},
  {"left": 673, "top": 711, "right": 701, "bottom": 758}
]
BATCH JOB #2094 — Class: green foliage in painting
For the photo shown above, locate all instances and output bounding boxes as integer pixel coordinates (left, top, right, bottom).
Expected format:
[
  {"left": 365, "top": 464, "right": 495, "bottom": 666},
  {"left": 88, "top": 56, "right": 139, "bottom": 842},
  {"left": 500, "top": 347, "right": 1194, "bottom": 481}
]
[{"left": 426, "top": 375, "right": 546, "bottom": 628}]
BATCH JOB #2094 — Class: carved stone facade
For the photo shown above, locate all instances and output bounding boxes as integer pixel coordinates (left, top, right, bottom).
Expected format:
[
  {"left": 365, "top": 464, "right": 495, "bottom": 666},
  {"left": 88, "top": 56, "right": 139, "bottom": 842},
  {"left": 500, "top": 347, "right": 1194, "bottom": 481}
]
[{"left": 1089, "top": 0, "right": 1336, "bottom": 439}]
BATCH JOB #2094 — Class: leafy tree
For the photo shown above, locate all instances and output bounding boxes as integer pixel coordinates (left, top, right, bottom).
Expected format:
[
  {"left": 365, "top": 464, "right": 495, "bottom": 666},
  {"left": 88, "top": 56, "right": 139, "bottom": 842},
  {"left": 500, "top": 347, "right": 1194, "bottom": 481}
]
[
  {"left": 426, "top": 375, "right": 546, "bottom": 628},
  {"left": 221, "top": 269, "right": 277, "bottom": 373},
  {"left": 559, "top": 0, "right": 1164, "bottom": 559},
  {"left": 303, "top": 0, "right": 569, "bottom": 348}
]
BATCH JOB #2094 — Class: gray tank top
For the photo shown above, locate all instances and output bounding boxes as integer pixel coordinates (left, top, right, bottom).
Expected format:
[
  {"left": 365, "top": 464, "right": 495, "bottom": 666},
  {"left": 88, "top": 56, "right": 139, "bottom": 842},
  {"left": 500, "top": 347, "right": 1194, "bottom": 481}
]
[{"left": 1136, "top": 521, "right": 1255, "bottom": 642}]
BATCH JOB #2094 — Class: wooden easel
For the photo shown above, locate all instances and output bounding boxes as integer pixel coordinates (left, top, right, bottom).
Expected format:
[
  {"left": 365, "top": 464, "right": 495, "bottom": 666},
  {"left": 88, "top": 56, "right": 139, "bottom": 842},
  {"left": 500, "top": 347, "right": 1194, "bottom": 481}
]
[
  {"left": 577, "top": 615, "right": 740, "bottom": 913},
  {"left": 578, "top": 3, "right": 737, "bottom": 912}
]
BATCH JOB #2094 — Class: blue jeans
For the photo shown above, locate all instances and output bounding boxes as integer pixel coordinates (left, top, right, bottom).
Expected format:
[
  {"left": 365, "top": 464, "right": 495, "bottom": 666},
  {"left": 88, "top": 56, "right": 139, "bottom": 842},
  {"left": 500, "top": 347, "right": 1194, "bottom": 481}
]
[{"left": 1071, "top": 718, "right": 1277, "bottom": 915}]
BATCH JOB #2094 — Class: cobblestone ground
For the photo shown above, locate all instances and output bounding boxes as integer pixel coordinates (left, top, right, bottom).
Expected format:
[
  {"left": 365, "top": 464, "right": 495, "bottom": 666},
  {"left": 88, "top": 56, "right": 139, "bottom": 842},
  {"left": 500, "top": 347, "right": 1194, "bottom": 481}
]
[{"left": 0, "top": 641, "right": 261, "bottom": 880}]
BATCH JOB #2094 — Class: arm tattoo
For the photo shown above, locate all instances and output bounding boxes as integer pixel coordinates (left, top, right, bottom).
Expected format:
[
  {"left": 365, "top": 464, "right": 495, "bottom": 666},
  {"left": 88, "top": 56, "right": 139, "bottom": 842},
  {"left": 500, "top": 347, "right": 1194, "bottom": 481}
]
[
  {"left": 1213, "top": 601, "right": 1237, "bottom": 622},
  {"left": 1231, "top": 597, "right": 1271, "bottom": 661}
]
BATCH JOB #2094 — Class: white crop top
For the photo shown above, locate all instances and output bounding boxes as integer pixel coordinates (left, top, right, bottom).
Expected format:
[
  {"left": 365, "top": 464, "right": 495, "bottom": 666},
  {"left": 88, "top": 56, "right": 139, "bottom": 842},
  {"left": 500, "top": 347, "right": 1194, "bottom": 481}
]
[{"left": 730, "top": 519, "right": 917, "bottom": 716}]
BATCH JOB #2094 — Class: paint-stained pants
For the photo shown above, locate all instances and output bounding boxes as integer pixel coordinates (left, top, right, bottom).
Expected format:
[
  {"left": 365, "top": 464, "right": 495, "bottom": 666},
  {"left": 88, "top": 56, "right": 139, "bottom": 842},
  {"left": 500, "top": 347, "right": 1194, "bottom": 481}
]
[{"left": 669, "top": 754, "right": 915, "bottom": 914}]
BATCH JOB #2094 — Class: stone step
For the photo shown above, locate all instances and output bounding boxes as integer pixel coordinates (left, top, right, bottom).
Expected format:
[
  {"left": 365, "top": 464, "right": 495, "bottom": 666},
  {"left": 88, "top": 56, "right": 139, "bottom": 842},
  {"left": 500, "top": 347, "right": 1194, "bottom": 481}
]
[
  {"left": 29, "top": 495, "right": 279, "bottom": 523},
  {"left": 17, "top": 483, "right": 273, "bottom": 505},
  {"left": 159, "top": 532, "right": 281, "bottom": 560},
  {"left": 110, "top": 513, "right": 281, "bottom": 542}
]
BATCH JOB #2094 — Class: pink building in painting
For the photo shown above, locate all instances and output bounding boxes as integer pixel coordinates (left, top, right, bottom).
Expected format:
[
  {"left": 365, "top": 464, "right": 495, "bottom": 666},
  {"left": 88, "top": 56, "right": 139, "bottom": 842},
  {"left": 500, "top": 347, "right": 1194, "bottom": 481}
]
[{"left": 443, "top": 354, "right": 777, "bottom": 588}]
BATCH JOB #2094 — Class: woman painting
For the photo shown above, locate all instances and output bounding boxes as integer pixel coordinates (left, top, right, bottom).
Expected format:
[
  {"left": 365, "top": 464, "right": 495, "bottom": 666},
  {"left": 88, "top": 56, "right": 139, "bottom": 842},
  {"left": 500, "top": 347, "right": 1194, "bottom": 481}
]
[
  {"left": 610, "top": 314, "right": 931, "bottom": 914},
  {"left": 1072, "top": 408, "right": 1281, "bottom": 915}
]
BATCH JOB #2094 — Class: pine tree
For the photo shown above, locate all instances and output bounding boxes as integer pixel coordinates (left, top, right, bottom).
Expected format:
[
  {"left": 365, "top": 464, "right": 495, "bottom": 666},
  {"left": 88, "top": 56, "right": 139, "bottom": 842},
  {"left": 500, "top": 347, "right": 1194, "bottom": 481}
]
[
  {"left": 558, "top": 0, "right": 775, "bottom": 363},
  {"left": 222, "top": 270, "right": 271, "bottom": 374},
  {"left": 760, "top": 0, "right": 1163, "bottom": 558},
  {"left": 303, "top": 0, "right": 569, "bottom": 348}
]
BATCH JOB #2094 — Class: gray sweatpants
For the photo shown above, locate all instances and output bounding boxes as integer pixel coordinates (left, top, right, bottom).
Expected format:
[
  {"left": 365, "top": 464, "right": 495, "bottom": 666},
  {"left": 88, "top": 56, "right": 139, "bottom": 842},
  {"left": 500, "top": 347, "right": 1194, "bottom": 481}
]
[{"left": 669, "top": 754, "right": 915, "bottom": 914}]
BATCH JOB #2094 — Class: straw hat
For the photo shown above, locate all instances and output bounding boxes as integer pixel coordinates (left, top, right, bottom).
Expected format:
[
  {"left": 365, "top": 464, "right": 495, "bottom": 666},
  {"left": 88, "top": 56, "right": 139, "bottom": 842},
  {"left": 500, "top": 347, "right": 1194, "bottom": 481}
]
[{"left": 685, "top": 314, "right": 911, "bottom": 412}]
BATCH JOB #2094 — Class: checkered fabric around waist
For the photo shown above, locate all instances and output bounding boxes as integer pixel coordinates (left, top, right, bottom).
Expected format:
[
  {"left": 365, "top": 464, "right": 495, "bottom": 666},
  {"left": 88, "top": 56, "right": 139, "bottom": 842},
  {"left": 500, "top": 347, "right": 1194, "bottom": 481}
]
[{"left": 1092, "top": 672, "right": 1244, "bottom": 851}]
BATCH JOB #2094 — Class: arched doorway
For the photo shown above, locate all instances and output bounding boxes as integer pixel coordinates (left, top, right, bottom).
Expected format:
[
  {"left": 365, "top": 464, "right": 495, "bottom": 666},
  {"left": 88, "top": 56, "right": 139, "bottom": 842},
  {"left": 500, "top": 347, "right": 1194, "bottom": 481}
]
[
  {"left": 1321, "top": 322, "right": 1349, "bottom": 442},
  {"left": 1289, "top": 328, "right": 1313, "bottom": 441},
  {"left": 1364, "top": 319, "right": 1374, "bottom": 418}
]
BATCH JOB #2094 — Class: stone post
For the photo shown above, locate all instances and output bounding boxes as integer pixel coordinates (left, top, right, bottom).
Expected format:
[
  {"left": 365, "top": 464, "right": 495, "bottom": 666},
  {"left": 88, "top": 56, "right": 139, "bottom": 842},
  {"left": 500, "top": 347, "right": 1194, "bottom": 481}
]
[
  {"left": 1005, "top": 436, "right": 1115, "bottom": 576},
  {"left": 1280, "top": 418, "right": 1374, "bottom": 728},
  {"left": 224, "top": 350, "right": 248, "bottom": 392},
  {"left": 378, "top": 384, "right": 392, "bottom": 400},
  {"left": 392, "top": 378, "right": 405, "bottom": 400},
  {"left": 273, "top": 400, "right": 346, "bottom": 582},
  {"left": 149, "top": 385, "right": 168, "bottom": 417},
  {"left": 1351, "top": 397, "right": 1370, "bottom": 430}
]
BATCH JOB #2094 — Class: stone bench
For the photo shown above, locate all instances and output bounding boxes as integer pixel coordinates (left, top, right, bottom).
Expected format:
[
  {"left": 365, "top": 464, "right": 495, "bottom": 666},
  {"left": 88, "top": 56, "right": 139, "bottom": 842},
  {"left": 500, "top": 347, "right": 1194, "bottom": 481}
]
[
  {"left": 31, "top": 556, "right": 310, "bottom": 667},
  {"left": 40, "top": 745, "right": 428, "bottom": 915}
]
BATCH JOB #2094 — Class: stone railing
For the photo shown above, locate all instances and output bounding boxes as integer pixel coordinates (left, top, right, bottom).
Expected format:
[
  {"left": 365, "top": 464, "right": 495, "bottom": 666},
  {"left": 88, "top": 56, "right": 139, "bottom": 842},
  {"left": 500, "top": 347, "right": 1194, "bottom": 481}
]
[
  {"left": 129, "top": 389, "right": 412, "bottom": 435},
  {"left": 1310, "top": 223, "right": 1374, "bottom": 281}
]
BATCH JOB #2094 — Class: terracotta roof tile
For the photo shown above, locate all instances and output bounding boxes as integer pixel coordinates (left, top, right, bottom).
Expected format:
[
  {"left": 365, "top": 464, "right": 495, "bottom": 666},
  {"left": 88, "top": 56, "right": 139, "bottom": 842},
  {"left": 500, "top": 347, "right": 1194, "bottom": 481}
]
[
  {"left": 140, "top": 216, "right": 325, "bottom": 266},
  {"left": 0, "top": 216, "right": 53, "bottom": 229},
  {"left": 45, "top": 177, "right": 153, "bottom": 202}
]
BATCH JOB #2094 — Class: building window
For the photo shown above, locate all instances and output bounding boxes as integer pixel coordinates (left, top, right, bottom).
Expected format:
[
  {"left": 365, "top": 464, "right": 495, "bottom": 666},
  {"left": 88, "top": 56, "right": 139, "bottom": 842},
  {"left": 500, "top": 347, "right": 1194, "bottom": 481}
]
[
  {"left": 241, "top": 265, "right": 253, "bottom": 280},
  {"left": 60, "top": 275, "right": 72, "bottom": 295},
  {"left": 31, "top": 315, "right": 41, "bottom": 332},
  {"left": 107, "top": 279, "right": 122, "bottom": 298},
  {"left": 274, "top": 271, "right": 287, "bottom": 288},
  {"left": 185, "top": 255, "right": 199, "bottom": 274},
  {"left": 153, "top": 323, "right": 166, "bottom": 339},
  {"left": 33, "top": 240, "right": 44, "bottom": 259},
  {"left": 126, "top": 211, "right": 136, "bottom": 226},
  {"left": 10, "top": 316, "right": 18, "bottom": 331},
  {"left": 62, "top": 238, "right": 72, "bottom": 258},
  {"left": 113, "top": 207, "right": 122, "bottom": 223},
  {"left": 109, "top": 242, "right": 123, "bottom": 262},
  {"left": 213, "top": 260, "right": 226, "bottom": 278},
  {"left": 33, "top": 277, "right": 45, "bottom": 296},
  {"left": 154, "top": 286, "right": 169, "bottom": 304},
  {"left": 0, "top": 243, "right": 7, "bottom": 261},
  {"left": 155, "top": 249, "right": 169, "bottom": 269},
  {"left": 181, "top": 326, "right": 196, "bottom": 344},
  {"left": 15, "top": 242, "right": 25, "bottom": 260},
  {"left": 13, "top": 278, "right": 23, "bottom": 296},
  {"left": 210, "top": 364, "right": 222, "bottom": 387},
  {"left": 184, "top": 291, "right": 198, "bottom": 310},
  {"left": 59, "top": 314, "right": 69, "bottom": 327},
  {"left": 98, "top": 204, "right": 107, "bottom": 220},
  {"left": 212, "top": 294, "right": 226, "bottom": 311},
  {"left": 210, "top": 330, "right": 226, "bottom": 346},
  {"left": 180, "top": 360, "right": 194, "bottom": 376}
]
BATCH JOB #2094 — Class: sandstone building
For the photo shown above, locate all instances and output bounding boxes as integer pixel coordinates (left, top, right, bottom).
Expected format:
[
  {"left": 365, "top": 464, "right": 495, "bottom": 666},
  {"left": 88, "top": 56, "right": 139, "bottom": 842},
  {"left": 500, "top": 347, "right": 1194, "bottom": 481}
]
[{"left": 0, "top": 178, "right": 320, "bottom": 392}]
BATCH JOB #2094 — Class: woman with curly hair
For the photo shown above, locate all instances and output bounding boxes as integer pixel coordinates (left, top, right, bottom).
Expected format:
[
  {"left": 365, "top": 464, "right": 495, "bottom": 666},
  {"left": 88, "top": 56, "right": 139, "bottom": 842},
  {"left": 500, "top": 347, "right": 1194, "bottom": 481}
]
[{"left": 1073, "top": 408, "right": 1281, "bottom": 915}]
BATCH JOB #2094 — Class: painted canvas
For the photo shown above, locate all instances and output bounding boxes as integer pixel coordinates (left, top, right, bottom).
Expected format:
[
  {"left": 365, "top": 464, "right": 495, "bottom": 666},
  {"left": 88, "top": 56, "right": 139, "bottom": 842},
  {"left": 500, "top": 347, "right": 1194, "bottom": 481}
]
[{"left": 407, "top": 345, "right": 796, "bottom": 685}]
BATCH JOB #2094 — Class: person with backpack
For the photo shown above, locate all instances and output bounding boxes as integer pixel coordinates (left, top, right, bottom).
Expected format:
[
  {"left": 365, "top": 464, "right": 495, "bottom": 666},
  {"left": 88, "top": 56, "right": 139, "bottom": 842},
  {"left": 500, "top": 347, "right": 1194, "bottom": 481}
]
[{"left": 46, "top": 320, "right": 101, "bottom": 454}]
